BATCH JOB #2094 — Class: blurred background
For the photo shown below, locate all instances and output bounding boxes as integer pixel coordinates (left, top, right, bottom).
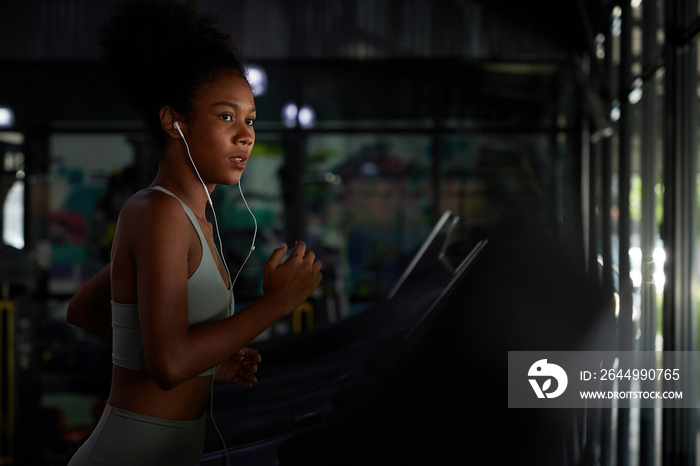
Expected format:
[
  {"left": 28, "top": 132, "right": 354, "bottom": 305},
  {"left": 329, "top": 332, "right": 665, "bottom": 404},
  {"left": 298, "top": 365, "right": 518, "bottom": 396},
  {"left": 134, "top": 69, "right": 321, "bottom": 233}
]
[{"left": 1, "top": 0, "right": 699, "bottom": 465}]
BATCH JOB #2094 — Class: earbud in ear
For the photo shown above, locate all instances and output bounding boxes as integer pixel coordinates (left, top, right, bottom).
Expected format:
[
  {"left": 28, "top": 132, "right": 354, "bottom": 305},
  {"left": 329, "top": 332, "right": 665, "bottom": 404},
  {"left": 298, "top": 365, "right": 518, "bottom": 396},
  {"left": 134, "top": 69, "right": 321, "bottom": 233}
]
[{"left": 173, "top": 121, "right": 186, "bottom": 140}]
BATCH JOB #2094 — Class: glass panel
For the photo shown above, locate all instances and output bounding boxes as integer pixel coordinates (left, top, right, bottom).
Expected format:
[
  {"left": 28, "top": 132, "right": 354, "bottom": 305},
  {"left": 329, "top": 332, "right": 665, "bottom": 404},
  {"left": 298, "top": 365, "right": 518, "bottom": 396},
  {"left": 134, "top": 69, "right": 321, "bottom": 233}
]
[
  {"left": 648, "top": 66, "right": 665, "bottom": 466},
  {"left": 442, "top": 64, "right": 567, "bottom": 131},
  {"left": 693, "top": 32, "right": 700, "bottom": 372},
  {"left": 627, "top": 0, "right": 668, "bottom": 76},
  {"left": 626, "top": 63, "right": 665, "bottom": 356},
  {"left": 631, "top": 1, "right": 643, "bottom": 78},
  {"left": 610, "top": 132, "right": 620, "bottom": 279},
  {"left": 439, "top": 133, "right": 559, "bottom": 233},
  {"left": 48, "top": 133, "right": 137, "bottom": 295},
  {"left": 642, "top": 0, "right": 664, "bottom": 64},
  {"left": 303, "top": 133, "right": 433, "bottom": 317},
  {"left": 692, "top": 0, "right": 700, "bottom": 27},
  {"left": 299, "top": 63, "right": 435, "bottom": 130},
  {"left": 626, "top": 57, "right": 665, "bottom": 466}
]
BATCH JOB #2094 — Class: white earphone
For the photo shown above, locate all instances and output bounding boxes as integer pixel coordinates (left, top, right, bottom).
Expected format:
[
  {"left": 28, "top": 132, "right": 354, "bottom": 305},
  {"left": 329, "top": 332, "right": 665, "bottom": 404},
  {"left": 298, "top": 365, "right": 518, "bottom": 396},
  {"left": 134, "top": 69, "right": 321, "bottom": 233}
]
[
  {"left": 173, "top": 120, "right": 213, "bottom": 207},
  {"left": 173, "top": 119, "right": 258, "bottom": 466},
  {"left": 173, "top": 120, "right": 257, "bottom": 286}
]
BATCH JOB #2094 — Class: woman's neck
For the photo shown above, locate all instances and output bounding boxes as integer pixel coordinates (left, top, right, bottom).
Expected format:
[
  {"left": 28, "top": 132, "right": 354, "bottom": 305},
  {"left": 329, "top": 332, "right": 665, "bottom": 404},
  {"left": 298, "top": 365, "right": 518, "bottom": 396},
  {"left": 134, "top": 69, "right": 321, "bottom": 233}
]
[{"left": 150, "top": 157, "right": 213, "bottom": 219}]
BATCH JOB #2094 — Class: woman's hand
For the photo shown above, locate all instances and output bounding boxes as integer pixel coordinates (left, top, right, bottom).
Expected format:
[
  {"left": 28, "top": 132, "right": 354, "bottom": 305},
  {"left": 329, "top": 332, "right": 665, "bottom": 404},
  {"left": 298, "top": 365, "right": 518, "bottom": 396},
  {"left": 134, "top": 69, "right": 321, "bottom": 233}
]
[
  {"left": 262, "top": 241, "right": 323, "bottom": 314},
  {"left": 215, "top": 347, "right": 261, "bottom": 388}
]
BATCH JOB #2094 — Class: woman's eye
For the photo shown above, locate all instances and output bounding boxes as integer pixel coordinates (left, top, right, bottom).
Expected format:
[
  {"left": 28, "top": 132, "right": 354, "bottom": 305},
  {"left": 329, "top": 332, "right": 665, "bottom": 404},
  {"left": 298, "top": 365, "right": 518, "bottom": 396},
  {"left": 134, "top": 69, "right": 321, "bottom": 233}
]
[
  {"left": 245, "top": 118, "right": 256, "bottom": 127},
  {"left": 219, "top": 114, "right": 233, "bottom": 122}
]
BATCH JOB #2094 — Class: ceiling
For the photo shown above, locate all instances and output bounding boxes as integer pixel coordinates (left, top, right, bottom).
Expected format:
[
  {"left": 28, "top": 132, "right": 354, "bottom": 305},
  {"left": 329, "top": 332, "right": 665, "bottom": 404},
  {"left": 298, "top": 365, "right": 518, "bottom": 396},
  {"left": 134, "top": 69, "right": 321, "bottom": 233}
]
[{"left": 0, "top": 0, "right": 614, "bottom": 62}]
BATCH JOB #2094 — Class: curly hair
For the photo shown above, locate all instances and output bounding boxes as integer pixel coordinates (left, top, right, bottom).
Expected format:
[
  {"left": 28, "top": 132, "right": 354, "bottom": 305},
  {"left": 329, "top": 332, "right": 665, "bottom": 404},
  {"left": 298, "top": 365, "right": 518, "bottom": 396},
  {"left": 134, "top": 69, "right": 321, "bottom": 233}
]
[{"left": 100, "top": 0, "right": 247, "bottom": 147}]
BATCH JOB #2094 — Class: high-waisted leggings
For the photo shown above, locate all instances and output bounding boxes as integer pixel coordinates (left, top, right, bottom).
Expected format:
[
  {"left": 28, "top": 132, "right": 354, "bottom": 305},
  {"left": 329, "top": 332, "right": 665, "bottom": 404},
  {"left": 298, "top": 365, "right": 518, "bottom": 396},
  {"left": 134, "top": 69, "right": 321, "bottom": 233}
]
[{"left": 67, "top": 403, "right": 205, "bottom": 465}]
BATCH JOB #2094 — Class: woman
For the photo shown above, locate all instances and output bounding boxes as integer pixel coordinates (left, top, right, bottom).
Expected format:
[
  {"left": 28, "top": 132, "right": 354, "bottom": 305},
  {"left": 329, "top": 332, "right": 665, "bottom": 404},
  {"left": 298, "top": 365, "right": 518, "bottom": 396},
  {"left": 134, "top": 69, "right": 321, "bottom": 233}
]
[{"left": 66, "top": 1, "right": 322, "bottom": 464}]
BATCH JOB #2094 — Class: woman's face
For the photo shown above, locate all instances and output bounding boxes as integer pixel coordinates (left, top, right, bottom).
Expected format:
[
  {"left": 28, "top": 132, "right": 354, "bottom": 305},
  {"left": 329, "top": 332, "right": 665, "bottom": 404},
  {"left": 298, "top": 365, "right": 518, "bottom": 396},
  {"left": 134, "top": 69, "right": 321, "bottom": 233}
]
[{"left": 183, "top": 72, "right": 256, "bottom": 186}]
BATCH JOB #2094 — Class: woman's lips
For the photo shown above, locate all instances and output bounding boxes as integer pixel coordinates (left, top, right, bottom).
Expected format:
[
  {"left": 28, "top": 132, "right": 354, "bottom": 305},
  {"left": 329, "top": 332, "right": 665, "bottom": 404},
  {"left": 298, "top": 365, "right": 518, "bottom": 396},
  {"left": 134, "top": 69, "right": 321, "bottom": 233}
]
[{"left": 230, "top": 156, "right": 248, "bottom": 170}]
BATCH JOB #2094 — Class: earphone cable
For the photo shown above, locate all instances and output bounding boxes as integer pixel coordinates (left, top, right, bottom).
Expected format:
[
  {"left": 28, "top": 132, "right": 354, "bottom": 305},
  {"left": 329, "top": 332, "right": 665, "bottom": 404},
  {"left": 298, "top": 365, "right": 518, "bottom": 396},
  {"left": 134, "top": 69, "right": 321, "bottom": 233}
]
[
  {"left": 179, "top": 127, "right": 233, "bottom": 285},
  {"left": 210, "top": 365, "right": 231, "bottom": 466},
  {"left": 177, "top": 124, "right": 266, "bottom": 466},
  {"left": 232, "top": 180, "right": 258, "bottom": 288}
]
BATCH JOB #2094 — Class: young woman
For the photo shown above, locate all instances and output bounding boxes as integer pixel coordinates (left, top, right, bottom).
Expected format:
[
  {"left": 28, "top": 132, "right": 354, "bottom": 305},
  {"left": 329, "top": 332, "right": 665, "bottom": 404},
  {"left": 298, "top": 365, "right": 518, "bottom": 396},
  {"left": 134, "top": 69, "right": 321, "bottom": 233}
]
[{"left": 66, "top": 1, "right": 322, "bottom": 464}]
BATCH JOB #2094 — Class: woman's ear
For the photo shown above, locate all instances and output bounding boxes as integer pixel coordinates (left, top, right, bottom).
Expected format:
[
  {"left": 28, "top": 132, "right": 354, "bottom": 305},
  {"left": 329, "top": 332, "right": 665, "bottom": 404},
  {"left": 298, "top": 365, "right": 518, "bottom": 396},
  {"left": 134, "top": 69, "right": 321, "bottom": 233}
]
[{"left": 160, "top": 106, "right": 182, "bottom": 139}]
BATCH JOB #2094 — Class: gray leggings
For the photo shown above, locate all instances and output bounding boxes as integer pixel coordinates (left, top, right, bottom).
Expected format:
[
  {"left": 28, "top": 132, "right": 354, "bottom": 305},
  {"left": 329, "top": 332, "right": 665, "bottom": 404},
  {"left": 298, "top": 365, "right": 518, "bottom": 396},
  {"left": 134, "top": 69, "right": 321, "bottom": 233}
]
[{"left": 67, "top": 403, "right": 206, "bottom": 465}]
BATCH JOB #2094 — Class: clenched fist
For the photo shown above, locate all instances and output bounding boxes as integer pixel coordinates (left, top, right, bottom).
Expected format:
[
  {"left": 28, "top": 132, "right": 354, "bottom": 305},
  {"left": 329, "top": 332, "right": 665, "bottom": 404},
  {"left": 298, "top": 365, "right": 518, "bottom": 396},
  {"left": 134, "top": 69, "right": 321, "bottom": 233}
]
[{"left": 262, "top": 241, "right": 323, "bottom": 314}]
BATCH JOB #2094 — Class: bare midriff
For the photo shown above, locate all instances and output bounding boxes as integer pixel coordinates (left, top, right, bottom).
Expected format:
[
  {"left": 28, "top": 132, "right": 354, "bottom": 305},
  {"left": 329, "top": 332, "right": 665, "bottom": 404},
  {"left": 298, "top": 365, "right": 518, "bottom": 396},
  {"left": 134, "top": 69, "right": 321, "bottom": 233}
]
[{"left": 108, "top": 365, "right": 213, "bottom": 421}]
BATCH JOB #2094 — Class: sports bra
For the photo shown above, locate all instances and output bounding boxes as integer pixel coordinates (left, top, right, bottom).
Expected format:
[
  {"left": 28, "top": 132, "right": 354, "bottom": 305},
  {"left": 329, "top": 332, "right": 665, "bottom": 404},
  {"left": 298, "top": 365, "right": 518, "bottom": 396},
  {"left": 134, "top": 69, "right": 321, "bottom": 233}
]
[{"left": 111, "top": 186, "right": 233, "bottom": 377}]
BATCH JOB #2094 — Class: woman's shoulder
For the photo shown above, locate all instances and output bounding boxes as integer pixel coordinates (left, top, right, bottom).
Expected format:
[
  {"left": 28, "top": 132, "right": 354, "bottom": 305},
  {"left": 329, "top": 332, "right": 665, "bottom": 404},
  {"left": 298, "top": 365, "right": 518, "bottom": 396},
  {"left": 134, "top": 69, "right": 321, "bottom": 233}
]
[
  {"left": 113, "top": 188, "right": 196, "bottom": 260},
  {"left": 118, "top": 187, "right": 189, "bottom": 230}
]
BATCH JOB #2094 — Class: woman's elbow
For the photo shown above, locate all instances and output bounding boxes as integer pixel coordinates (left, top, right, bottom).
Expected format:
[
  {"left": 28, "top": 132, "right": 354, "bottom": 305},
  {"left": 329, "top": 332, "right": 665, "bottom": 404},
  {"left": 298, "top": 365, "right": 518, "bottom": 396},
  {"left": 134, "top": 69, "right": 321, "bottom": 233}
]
[
  {"left": 66, "top": 298, "right": 85, "bottom": 328},
  {"left": 152, "top": 375, "right": 180, "bottom": 391},
  {"left": 147, "top": 357, "right": 189, "bottom": 390}
]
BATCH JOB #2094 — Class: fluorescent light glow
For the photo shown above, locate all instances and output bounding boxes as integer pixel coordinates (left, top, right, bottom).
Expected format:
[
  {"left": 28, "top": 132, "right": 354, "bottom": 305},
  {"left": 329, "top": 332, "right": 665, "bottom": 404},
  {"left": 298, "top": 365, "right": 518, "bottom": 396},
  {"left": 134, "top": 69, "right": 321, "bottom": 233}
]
[
  {"left": 610, "top": 104, "right": 621, "bottom": 122},
  {"left": 246, "top": 64, "right": 268, "bottom": 97},
  {"left": 628, "top": 79, "right": 643, "bottom": 104},
  {"left": 281, "top": 103, "right": 316, "bottom": 129},
  {"left": 298, "top": 106, "right": 316, "bottom": 128},
  {"left": 282, "top": 102, "right": 298, "bottom": 128},
  {"left": 3, "top": 180, "right": 24, "bottom": 248},
  {"left": 0, "top": 107, "right": 15, "bottom": 127}
]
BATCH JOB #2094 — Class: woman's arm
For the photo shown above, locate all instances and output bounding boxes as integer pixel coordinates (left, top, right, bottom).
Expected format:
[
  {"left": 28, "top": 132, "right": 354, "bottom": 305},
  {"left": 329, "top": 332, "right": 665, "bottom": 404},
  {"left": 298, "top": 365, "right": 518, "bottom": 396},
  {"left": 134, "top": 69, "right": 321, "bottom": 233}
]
[
  {"left": 143, "top": 240, "right": 322, "bottom": 390},
  {"left": 126, "top": 194, "right": 323, "bottom": 390},
  {"left": 66, "top": 264, "right": 112, "bottom": 342}
]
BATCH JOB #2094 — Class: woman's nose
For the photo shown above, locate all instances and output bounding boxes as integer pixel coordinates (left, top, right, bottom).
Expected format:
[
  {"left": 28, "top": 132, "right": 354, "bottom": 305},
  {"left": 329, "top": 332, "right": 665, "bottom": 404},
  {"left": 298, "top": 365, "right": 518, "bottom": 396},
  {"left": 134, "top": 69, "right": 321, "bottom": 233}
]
[{"left": 234, "top": 124, "right": 254, "bottom": 146}]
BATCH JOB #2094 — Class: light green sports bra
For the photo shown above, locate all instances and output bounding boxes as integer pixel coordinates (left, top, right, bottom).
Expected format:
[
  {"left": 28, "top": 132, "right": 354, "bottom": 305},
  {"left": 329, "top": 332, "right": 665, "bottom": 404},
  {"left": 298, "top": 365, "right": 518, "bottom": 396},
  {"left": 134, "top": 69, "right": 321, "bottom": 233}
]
[{"left": 111, "top": 186, "right": 233, "bottom": 377}]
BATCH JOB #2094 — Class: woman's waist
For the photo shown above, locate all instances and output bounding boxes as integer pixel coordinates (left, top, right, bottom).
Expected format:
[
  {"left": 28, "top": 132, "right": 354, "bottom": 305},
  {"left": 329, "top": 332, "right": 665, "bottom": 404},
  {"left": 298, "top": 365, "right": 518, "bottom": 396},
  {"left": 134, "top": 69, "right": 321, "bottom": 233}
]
[{"left": 108, "top": 365, "right": 212, "bottom": 421}]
